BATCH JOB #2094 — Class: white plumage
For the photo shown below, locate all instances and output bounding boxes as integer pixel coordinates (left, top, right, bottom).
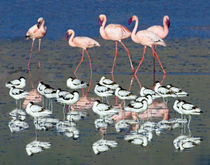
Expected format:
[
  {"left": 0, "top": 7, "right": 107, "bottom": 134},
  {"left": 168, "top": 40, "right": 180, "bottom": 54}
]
[
  {"left": 173, "top": 135, "right": 202, "bottom": 150},
  {"left": 26, "top": 102, "right": 52, "bottom": 118},
  {"left": 66, "top": 77, "right": 88, "bottom": 89},
  {"left": 173, "top": 100, "right": 202, "bottom": 115},
  {"left": 56, "top": 121, "right": 79, "bottom": 139},
  {"left": 115, "top": 119, "right": 138, "bottom": 132},
  {"left": 56, "top": 89, "right": 79, "bottom": 105},
  {"left": 94, "top": 83, "right": 114, "bottom": 98},
  {"left": 124, "top": 133, "right": 148, "bottom": 146},
  {"left": 66, "top": 111, "right": 87, "bottom": 122},
  {"left": 92, "top": 139, "right": 117, "bottom": 154},
  {"left": 92, "top": 100, "right": 119, "bottom": 117},
  {"left": 140, "top": 86, "right": 160, "bottom": 99},
  {"left": 8, "top": 119, "right": 29, "bottom": 133},
  {"left": 99, "top": 76, "right": 119, "bottom": 89},
  {"left": 166, "top": 84, "right": 188, "bottom": 97},
  {"left": 34, "top": 117, "right": 59, "bottom": 130},
  {"left": 154, "top": 81, "right": 176, "bottom": 98},
  {"left": 26, "top": 140, "right": 51, "bottom": 156},
  {"left": 5, "top": 77, "right": 26, "bottom": 89},
  {"left": 115, "top": 87, "right": 137, "bottom": 100},
  {"left": 124, "top": 98, "right": 148, "bottom": 113},
  {"left": 9, "top": 87, "right": 29, "bottom": 100},
  {"left": 9, "top": 108, "right": 26, "bottom": 121}
]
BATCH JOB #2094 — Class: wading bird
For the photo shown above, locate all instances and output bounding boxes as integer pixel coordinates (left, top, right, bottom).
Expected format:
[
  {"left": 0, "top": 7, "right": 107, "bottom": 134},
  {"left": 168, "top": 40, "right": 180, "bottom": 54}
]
[
  {"left": 66, "top": 29, "right": 100, "bottom": 95},
  {"left": 98, "top": 14, "right": 135, "bottom": 76},
  {"left": 26, "top": 17, "right": 47, "bottom": 69},
  {"left": 128, "top": 15, "right": 166, "bottom": 76}
]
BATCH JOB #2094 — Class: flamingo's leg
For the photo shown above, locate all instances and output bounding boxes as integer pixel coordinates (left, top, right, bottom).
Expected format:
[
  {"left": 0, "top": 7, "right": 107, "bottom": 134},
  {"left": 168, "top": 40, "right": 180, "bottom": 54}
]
[
  {"left": 85, "top": 50, "right": 92, "bottom": 96},
  {"left": 153, "top": 46, "right": 156, "bottom": 86},
  {"left": 28, "top": 39, "right": 35, "bottom": 70},
  {"left": 38, "top": 39, "right": 41, "bottom": 68},
  {"left": 134, "top": 74, "right": 142, "bottom": 88},
  {"left": 111, "top": 41, "right": 118, "bottom": 104},
  {"left": 74, "top": 49, "right": 84, "bottom": 77},
  {"left": 119, "top": 41, "right": 135, "bottom": 73},
  {"left": 30, "top": 39, "right": 35, "bottom": 53},
  {"left": 133, "top": 46, "right": 146, "bottom": 76},
  {"left": 111, "top": 41, "right": 118, "bottom": 79},
  {"left": 128, "top": 75, "right": 135, "bottom": 91},
  {"left": 151, "top": 47, "right": 166, "bottom": 75}
]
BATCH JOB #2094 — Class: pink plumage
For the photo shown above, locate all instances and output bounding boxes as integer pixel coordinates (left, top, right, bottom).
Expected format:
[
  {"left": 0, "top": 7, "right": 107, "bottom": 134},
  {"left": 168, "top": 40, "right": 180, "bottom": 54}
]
[
  {"left": 99, "top": 14, "right": 134, "bottom": 77},
  {"left": 147, "top": 15, "right": 170, "bottom": 39},
  {"left": 26, "top": 17, "right": 47, "bottom": 70},
  {"left": 66, "top": 29, "right": 100, "bottom": 96},
  {"left": 129, "top": 15, "right": 166, "bottom": 76}
]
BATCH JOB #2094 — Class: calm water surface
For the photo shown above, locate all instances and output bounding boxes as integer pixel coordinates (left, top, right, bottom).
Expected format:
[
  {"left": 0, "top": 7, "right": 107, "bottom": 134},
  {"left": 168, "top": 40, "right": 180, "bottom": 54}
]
[{"left": 0, "top": 0, "right": 210, "bottom": 165}]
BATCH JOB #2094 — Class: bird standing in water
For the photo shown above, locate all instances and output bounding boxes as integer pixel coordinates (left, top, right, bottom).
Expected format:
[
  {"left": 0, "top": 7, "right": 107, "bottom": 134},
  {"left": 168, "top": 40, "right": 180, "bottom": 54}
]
[
  {"left": 147, "top": 16, "right": 170, "bottom": 81},
  {"left": 66, "top": 29, "right": 100, "bottom": 96},
  {"left": 26, "top": 17, "right": 47, "bottom": 70},
  {"left": 98, "top": 14, "right": 135, "bottom": 79},
  {"left": 128, "top": 15, "right": 166, "bottom": 76}
]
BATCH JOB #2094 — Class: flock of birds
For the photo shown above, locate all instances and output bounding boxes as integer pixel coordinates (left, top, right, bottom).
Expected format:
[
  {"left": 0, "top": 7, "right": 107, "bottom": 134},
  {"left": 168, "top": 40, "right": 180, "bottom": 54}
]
[
  {"left": 26, "top": 14, "right": 170, "bottom": 78},
  {"left": 5, "top": 13, "right": 203, "bottom": 156},
  {"left": 6, "top": 74, "right": 203, "bottom": 156}
]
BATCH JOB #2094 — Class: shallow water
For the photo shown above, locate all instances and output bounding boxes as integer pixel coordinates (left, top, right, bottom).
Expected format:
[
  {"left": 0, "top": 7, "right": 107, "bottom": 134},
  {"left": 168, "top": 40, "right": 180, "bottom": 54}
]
[
  {"left": 0, "top": 37, "right": 210, "bottom": 164},
  {"left": 0, "top": 0, "right": 210, "bottom": 164},
  {"left": 0, "top": 0, "right": 209, "bottom": 39}
]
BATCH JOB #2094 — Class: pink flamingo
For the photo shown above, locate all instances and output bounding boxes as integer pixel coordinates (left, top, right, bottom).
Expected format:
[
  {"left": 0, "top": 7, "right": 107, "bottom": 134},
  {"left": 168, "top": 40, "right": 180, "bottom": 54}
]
[
  {"left": 66, "top": 29, "right": 100, "bottom": 96},
  {"left": 147, "top": 15, "right": 170, "bottom": 39},
  {"left": 128, "top": 15, "right": 167, "bottom": 76},
  {"left": 26, "top": 17, "right": 47, "bottom": 69},
  {"left": 98, "top": 14, "right": 135, "bottom": 77},
  {"left": 147, "top": 16, "right": 170, "bottom": 78}
]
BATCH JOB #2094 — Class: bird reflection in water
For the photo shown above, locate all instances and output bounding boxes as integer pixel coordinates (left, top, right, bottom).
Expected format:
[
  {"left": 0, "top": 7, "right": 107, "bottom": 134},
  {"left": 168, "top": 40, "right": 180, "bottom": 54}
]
[
  {"left": 22, "top": 70, "right": 42, "bottom": 109},
  {"left": 111, "top": 74, "right": 168, "bottom": 125},
  {"left": 111, "top": 100, "right": 169, "bottom": 123},
  {"left": 71, "top": 96, "right": 97, "bottom": 111}
]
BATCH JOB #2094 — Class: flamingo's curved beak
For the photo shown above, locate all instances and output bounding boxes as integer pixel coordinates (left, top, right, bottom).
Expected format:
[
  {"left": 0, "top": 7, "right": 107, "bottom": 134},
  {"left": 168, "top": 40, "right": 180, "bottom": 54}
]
[
  {"left": 167, "top": 19, "right": 170, "bottom": 28},
  {"left": 98, "top": 18, "right": 102, "bottom": 26},
  {"left": 128, "top": 17, "right": 133, "bottom": 25},
  {"left": 66, "top": 32, "right": 69, "bottom": 41}
]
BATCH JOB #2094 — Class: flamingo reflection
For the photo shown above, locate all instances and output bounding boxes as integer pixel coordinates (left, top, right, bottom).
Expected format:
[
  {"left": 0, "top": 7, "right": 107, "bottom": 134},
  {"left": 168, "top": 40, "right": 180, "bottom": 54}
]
[{"left": 22, "top": 70, "right": 42, "bottom": 109}]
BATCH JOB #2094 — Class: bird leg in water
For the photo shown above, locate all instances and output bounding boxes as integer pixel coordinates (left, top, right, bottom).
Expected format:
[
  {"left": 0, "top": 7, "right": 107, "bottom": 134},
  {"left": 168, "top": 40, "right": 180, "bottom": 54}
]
[
  {"left": 30, "top": 39, "right": 35, "bottom": 53},
  {"left": 111, "top": 41, "right": 118, "bottom": 78},
  {"left": 85, "top": 50, "right": 92, "bottom": 96},
  {"left": 153, "top": 46, "right": 156, "bottom": 86},
  {"left": 38, "top": 39, "right": 41, "bottom": 68},
  {"left": 28, "top": 52, "right": 33, "bottom": 71},
  {"left": 119, "top": 41, "right": 135, "bottom": 73},
  {"left": 133, "top": 46, "right": 146, "bottom": 76},
  {"left": 74, "top": 49, "right": 84, "bottom": 77},
  {"left": 151, "top": 47, "right": 166, "bottom": 75}
]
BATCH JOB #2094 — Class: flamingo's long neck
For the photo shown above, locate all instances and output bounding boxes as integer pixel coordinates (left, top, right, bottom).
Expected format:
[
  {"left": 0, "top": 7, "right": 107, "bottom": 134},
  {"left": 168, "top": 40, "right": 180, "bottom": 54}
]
[
  {"left": 68, "top": 30, "right": 76, "bottom": 47},
  {"left": 162, "top": 18, "right": 169, "bottom": 38},
  {"left": 41, "top": 20, "right": 45, "bottom": 27},
  {"left": 99, "top": 16, "right": 109, "bottom": 40},
  {"left": 131, "top": 16, "right": 139, "bottom": 43}
]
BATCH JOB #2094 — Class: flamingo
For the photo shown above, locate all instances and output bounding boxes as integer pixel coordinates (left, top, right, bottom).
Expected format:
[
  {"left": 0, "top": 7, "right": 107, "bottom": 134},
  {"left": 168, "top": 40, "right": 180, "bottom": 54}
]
[
  {"left": 147, "top": 16, "right": 170, "bottom": 79},
  {"left": 26, "top": 17, "right": 47, "bottom": 70},
  {"left": 128, "top": 15, "right": 167, "bottom": 77},
  {"left": 66, "top": 29, "right": 100, "bottom": 95},
  {"left": 147, "top": 16, "right": 170, "bottom": 39},
  {"left": 98, "top": 14, "right": 135, "bottom": 77}
]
